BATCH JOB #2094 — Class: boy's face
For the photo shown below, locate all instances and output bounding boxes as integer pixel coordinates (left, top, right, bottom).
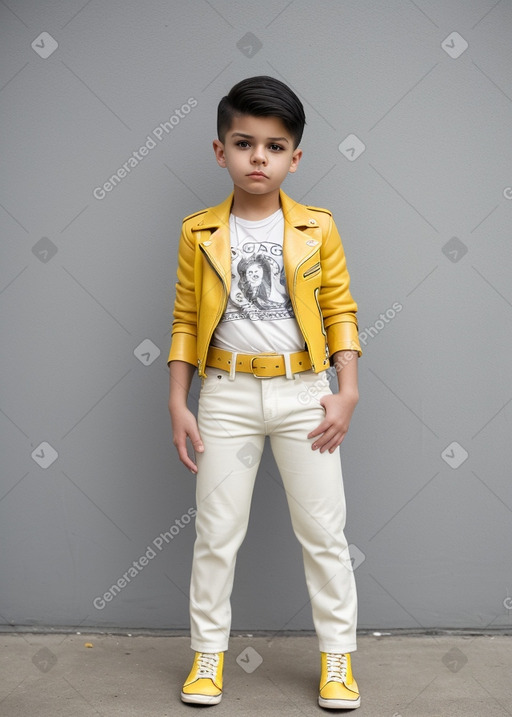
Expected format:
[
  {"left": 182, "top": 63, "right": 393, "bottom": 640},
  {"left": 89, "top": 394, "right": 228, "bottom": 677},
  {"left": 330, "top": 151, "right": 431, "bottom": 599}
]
[{"left": 213, "top": 115, "right": 302, "bottom": 199}]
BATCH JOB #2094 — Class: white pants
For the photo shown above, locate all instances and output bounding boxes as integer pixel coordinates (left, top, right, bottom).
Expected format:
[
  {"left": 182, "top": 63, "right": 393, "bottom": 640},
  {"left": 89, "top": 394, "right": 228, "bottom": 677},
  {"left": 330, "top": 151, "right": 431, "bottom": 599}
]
[{"left": 190, "top": 367, "right": 358, "bottom": 654}]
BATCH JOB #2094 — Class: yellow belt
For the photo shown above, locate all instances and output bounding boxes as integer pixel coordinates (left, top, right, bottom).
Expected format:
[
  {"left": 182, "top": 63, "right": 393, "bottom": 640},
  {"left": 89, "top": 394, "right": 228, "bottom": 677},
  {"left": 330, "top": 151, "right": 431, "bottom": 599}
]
[{"left": 206, "top": 346, "right": 312, "bottom": 378}]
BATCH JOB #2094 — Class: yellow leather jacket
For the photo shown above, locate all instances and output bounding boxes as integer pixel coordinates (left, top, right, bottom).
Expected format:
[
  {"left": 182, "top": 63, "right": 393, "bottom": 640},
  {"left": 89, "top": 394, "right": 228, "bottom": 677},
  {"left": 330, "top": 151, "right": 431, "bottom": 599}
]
[{"left": 168, "top": 190, "right": 361, "bottom": 377}]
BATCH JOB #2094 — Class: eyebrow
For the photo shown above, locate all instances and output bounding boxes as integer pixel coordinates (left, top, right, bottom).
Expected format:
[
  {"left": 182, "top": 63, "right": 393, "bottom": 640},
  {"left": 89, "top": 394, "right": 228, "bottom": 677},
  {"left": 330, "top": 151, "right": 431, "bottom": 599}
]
[{"left": 230, "top": 132, "right": 289, "bottom": 143}]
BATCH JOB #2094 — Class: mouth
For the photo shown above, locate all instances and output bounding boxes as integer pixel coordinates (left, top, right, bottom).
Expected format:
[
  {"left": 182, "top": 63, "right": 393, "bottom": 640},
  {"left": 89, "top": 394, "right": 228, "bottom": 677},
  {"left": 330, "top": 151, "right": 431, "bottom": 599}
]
[{"left": 247, "top": 171, "right": 268, "bottom": 178}]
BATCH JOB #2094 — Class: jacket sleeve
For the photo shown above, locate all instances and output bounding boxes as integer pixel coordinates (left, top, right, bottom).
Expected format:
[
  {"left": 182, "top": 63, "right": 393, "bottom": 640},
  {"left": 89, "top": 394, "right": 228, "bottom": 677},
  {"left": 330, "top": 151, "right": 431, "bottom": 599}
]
[
  {"left": 319, "top": 214, "right": 362, "bottom": 357},
  {"left": 167, "top": 222, "right": 198, "bottom": 366}
]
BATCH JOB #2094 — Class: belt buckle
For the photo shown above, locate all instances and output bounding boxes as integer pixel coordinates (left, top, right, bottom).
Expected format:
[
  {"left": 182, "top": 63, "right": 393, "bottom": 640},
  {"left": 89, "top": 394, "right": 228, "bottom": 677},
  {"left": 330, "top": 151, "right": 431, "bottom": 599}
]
[{"left": 250, "top": 354, "right": 277, "bottom": 378}]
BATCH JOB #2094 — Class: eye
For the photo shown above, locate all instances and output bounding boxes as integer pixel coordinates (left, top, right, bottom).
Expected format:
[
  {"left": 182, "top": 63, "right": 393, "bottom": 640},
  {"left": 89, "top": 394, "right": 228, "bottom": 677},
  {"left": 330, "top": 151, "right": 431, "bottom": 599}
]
[
  {"left": 269, "top": 144, "right": 284, "bottom": 151},
  {"left": 236, "top": 140, "right": 250, "bottom": 148}
]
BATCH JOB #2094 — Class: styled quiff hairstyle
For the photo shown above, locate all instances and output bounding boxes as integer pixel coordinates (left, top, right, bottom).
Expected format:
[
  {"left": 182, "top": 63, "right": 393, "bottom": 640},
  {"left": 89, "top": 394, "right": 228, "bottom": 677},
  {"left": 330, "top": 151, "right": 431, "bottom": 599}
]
[{"left": 217, "top": 75, "right": 306, "bottom": 149}]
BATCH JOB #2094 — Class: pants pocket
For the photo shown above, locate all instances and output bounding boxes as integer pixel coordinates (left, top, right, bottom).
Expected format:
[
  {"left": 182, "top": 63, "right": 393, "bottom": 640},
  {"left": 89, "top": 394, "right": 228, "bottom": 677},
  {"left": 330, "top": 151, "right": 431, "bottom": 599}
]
[{"left": 199, "top": 370, "right": 225, "bottom": 396}]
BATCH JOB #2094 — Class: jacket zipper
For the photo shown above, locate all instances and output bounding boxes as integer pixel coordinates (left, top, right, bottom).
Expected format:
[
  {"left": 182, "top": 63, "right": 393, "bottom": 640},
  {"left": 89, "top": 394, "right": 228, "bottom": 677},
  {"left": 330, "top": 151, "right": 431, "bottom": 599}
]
[
  {"left": 199, "top": 244, "right": 228, "bottom": 358},
  {"left": 292, "top": 252, "right": 319, "bottom": 367},
  {"left": 314, "top": 287, "right": 327, "bottom": 339},
  {"left": 314, "top": 286, "right": 330, "bottom": 359},
  {"left": 303, "top": 261, "right": 320, "bottom": 278}
]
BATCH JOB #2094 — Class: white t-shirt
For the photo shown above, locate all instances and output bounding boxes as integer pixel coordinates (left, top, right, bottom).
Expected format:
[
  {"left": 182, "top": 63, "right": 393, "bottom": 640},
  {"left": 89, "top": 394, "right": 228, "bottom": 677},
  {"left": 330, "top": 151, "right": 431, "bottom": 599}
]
[{"left": 211, "top": 209, "right": 306, "bottom": 354}]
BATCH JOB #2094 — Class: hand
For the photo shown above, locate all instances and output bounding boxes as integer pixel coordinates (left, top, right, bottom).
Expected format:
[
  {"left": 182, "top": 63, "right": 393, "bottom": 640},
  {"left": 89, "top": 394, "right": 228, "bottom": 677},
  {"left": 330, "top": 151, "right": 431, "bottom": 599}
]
[
  {"left": 169, "top": 405, "right": 204, "bottom": 474},
  {"left": 307, "top": 391, "right": 358, "bottom": 453}
]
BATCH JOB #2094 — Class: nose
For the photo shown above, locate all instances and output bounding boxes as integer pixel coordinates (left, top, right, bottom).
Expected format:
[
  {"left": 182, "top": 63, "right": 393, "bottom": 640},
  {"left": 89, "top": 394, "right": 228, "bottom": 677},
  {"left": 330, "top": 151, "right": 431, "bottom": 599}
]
[{"left": 251, "top": 144, "right": 267, "bottom": 165}]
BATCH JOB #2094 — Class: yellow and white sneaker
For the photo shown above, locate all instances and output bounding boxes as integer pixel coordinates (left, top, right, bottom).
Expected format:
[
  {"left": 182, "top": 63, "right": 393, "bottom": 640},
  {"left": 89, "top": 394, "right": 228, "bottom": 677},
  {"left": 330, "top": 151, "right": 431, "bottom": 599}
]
[
  {"left": 181, "top": 651, "right": 224, "bottom": 705},
  {"left": 318, "top": 652, "right": 360, "bottom": 709}
]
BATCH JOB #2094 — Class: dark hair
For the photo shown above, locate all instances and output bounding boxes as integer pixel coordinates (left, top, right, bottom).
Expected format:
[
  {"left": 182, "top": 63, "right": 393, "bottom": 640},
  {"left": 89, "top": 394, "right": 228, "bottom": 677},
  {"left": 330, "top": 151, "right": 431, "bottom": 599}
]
[{"left": 217, "top": 76, "right": 306, "bottom": 148}]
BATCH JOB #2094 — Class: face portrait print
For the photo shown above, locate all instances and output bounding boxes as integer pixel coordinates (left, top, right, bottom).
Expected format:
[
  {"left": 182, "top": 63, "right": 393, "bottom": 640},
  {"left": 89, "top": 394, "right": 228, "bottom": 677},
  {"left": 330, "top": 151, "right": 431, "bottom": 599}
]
[
  {"left": 231, "top": 251, "right": 292, "bottom": 317},
  {"left": 246, "top": 261, "right": 263, "bottom": 288},
  {"left": 238, "top": 255, "right": 272, "bottom": 307}
]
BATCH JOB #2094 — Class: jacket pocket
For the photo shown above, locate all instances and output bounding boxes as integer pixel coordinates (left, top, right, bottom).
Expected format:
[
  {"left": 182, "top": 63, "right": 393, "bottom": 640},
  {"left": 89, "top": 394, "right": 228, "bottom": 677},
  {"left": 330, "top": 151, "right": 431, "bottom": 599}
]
[{"left": 303, "top": 261, "right": 321, "bottom": 279}]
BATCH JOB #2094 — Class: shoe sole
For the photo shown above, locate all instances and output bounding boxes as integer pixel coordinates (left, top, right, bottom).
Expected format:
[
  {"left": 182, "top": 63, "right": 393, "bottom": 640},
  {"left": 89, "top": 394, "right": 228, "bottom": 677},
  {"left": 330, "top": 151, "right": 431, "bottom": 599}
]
[
  {"left": 318, "top": 695, "right": 360, "bottom": 709},
  {"left": 181, "top": 691, "right": 222, "bottom": 705}
]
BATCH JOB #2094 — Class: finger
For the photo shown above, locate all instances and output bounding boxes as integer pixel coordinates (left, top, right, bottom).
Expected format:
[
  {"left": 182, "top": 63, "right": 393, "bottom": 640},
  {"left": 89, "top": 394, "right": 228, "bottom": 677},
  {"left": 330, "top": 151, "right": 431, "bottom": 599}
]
[
  {"left": 311, "top": 427, "right": 336, "bottom": 451},
  {"left": 315, "top": 425, "right": 347, "bottom": 452},
  {"left": 179, "top": 446, "right": 198, "bottom": 473},
  {"left": 175, "top": 437, "right": 199, "bottom": 474},
  {"left": 320, "top": 437, "right": 339, "bottom": 453},
  {"left": 323, "top": 435, "right": 341, "bottom": 453},
  {"left": 187, "top": 423, "right": 204, "bottom": 453},
  {"left": 325, "top": 432, "right": 347, "bottom": 453},
  {"left": 307, "top": 419, "right": 330, "bottom": 439},
  {"left": 190, "top": 437, "right": 204, "bottom": 453}
]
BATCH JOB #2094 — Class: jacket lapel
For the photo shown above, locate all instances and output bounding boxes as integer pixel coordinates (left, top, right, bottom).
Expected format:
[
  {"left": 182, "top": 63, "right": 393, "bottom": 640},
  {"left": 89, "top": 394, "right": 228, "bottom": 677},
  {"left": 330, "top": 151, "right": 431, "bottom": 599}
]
[
  {"left": 191, "top": 193, "right": 233, "bottom": 289},
  {"left": 280, "top": 190, "right": 323, "bottom": 277}
]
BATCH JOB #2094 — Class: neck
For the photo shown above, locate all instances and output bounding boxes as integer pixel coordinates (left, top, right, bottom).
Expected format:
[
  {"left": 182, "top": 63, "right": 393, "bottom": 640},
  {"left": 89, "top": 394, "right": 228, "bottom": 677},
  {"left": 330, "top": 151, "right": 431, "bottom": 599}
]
[{"left": 231, "top": 186, "right": 281, "bottom": 220}]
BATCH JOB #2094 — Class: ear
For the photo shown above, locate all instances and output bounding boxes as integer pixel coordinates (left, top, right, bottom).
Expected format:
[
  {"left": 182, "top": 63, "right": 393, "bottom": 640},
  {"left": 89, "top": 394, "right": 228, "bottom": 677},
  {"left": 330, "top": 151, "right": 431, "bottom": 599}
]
[
  {"left": 288, "top": 148, "right": 303, "bottom": 174},
  {"left": 213, "top": 139, "right": 227, "bottom": 168}
]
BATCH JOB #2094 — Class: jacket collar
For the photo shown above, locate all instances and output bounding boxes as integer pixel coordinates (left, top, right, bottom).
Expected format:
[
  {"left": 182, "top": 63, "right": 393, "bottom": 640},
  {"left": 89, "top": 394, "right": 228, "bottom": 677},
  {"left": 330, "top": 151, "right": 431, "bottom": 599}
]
[
  {"left": 192, "top": 190, "right": 322, "bottom": 288},
  {"left": 190, "top": 190, "right": 315, "bottom": 231}
]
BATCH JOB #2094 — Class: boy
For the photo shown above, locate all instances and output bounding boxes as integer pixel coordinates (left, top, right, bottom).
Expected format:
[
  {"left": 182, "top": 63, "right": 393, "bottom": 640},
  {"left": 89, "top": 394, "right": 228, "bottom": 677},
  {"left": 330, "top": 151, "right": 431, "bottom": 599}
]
[{"left": 168, "top": 76, "right": 362, "bottom": 710}]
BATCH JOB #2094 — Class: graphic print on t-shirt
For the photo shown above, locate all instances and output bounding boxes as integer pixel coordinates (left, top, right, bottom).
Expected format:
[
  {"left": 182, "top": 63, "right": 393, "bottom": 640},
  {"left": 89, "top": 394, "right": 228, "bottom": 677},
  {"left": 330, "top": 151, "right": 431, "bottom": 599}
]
[
  {"left": 213, "top": 209, "right": 305, "bottom": 354},
  {"left": 222, "top": 238, "right": 295, "bottom": 322}
]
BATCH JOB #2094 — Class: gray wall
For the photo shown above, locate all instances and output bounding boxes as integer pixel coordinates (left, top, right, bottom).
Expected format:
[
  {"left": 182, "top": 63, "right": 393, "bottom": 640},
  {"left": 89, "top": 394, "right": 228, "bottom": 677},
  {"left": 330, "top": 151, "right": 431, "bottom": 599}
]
[{"left": 1, "top": 0, "right": 511, "bottom": 633}]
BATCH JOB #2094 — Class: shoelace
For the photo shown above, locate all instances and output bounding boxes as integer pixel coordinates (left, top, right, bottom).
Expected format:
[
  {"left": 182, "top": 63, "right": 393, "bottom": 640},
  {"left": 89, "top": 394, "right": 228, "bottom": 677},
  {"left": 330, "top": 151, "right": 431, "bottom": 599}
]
[
  {"left": 197, "top": 652, "right": 219, "bottom": 679},
  {"left": 325, "top": 653, "right": 348, "bottom": 684}
]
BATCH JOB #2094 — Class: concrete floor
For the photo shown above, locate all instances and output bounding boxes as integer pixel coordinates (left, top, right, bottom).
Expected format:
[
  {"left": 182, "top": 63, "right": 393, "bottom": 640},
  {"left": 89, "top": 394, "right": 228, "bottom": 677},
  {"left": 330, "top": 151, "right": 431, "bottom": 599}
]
[{"left": 1, "top": 632, "right": 511, "bottom": 716}]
